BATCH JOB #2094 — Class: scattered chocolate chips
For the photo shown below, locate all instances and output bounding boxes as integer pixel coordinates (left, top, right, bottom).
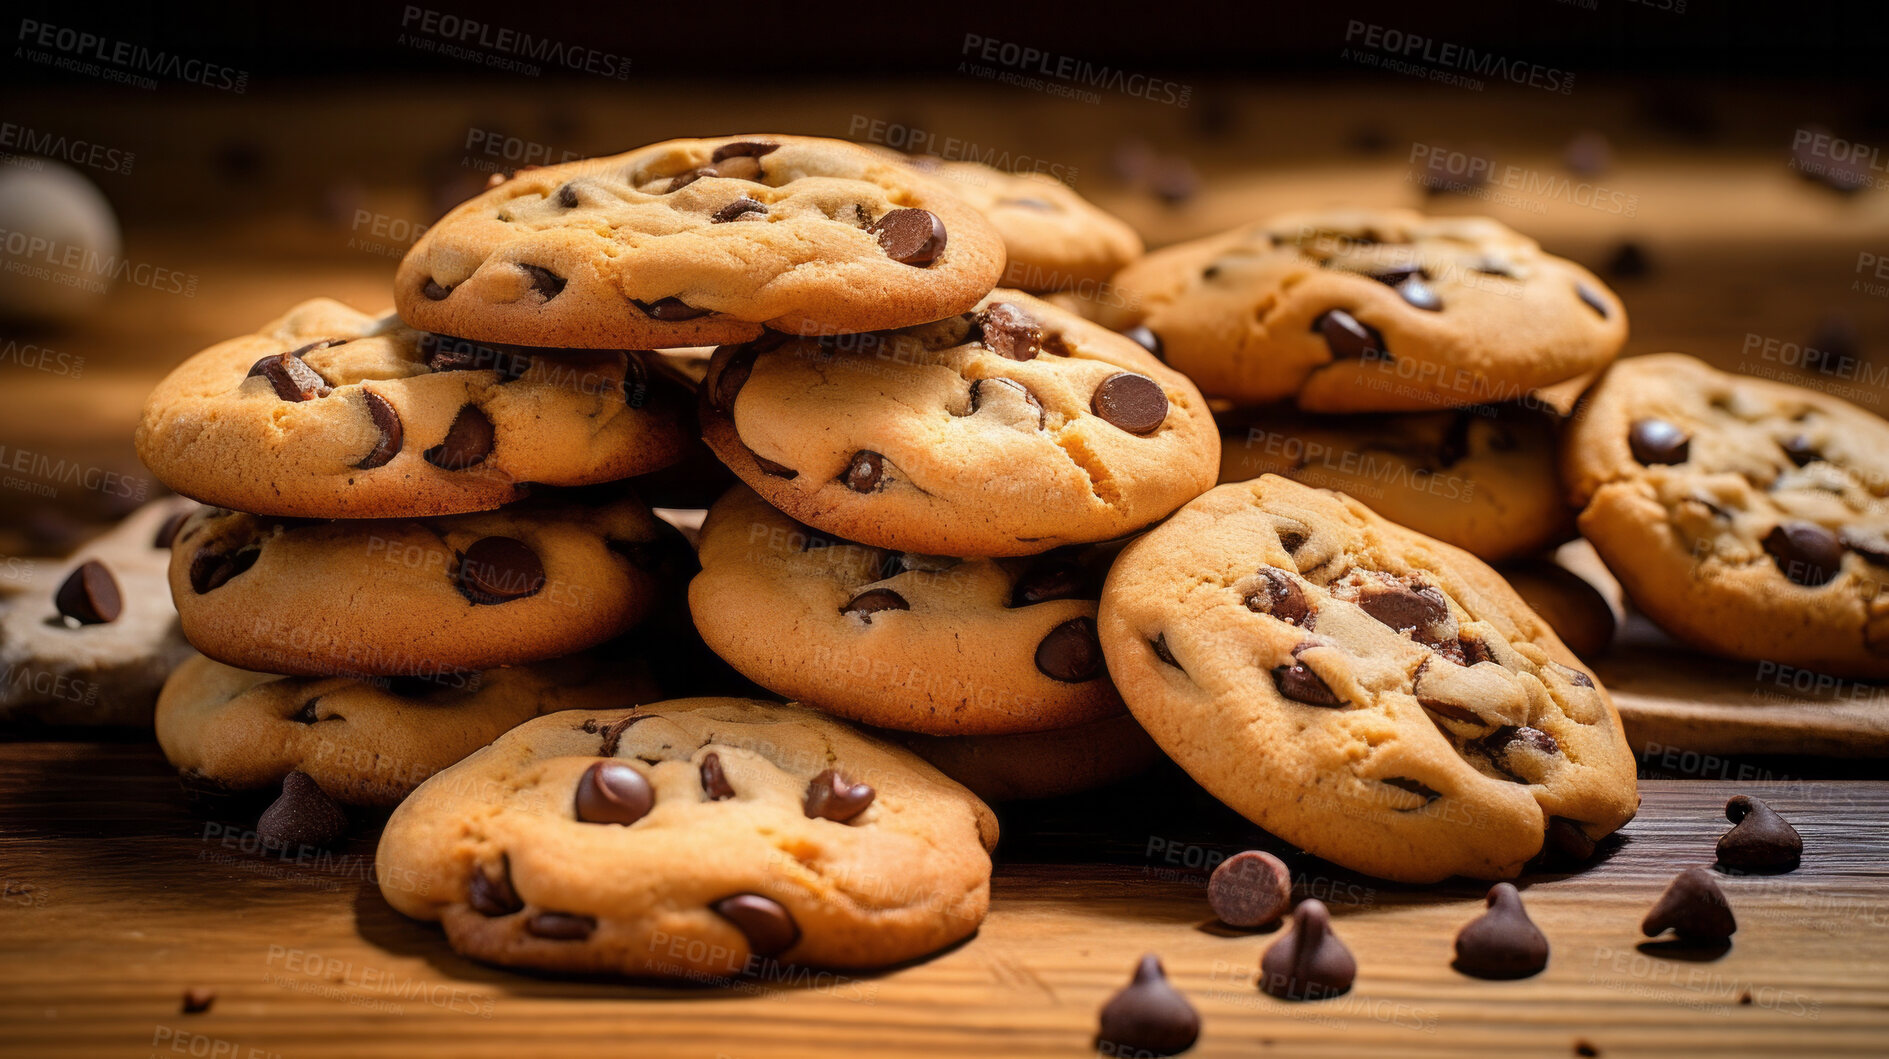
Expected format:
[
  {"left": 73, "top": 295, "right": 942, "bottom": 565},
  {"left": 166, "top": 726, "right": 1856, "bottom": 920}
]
[
  {"left": 842, "top": 587, "right": 909, "bottom": 620},
  {"left": 841, "top": 450, "right": 885, "bottom": 492},
  {"left": 1244, "top": 568, "right": 1310, "bottom": 625},
  {"left": 1208, "top": 851, "right": 1292, "bottom": 929},
  {"left": 517, "top": 265, "right": 565, "bottom": 301},
  {"left": 1717, "top": 795, "right": 1802, "bottom": 872},
  {"left": 1009, "top": 559, "right": 1089, "bottom": 607},
  {"left": 1627, "top": 418, "right": 1689, "bottom": 465},
  {"left": 154, "top": 511, "right": 191, "bottom": 549},
  {"left": 711, "top": 141, "right": 779, "bottom": 162},
  {"left": 975, "top": 302, "right": 1042, "bottom": 360},
  {"left": 1575, "top": 283, "right": 1611, "bottom": 320},
  {"left": 355, "top": 392, "right": 403, "bottom": 469},
  {"left": 1259, "top": 900, "right": 1356, "bottom": 1001},
  {"left": 1763, "top": 521, "right": 1844, "bottom": 586},
  {"left": 712, "top": 893, "right": 800, "bottom": 956},
  {"left": 467, "top": 854, "right": 523, "bottom": 916},
  {"left": 247, "top": 352, "right": 332, "bottom": 402},
  {"left": 424, "top": 405, "right": 496, "bottom": 470},
  {"left": 180, "top": 987, "right": 216, "bottom": 1015},
  {"left": 1036, "top": 617, "right": 1105, "bottom": 683},
  {"left": 1313, "top": 309, "right": 1386, "bottom": 362},
  {"left": 573, "top": 761, "right": 654, "bottom": 826},
  {"left": 1122, "top": 325, "right": 1164, "bottom": 359},
  {"left": 525, "top": 912, "right": 596, "bottom": 940},
  {"left": 455, "top": 536, "right": 546, "bottom": 605},
  {"left": 421, "top": 279, "right": 453, "bottom": 301},
  {"left": 1453, "top": 882, "right": 1549, "bottom": 979},
  {"left": 189, "top": 548, "right": 258, "bottom": 594},
  {"left": 54, "top": 559, "right": 121, "bottom": 625},
  {"left": 700, "top": 752, "right": 736, "bottom": 801},
  {"left": 632, "top": 297, "right": 712, "bottom": 321},
  {"left": 804, "top": 768, "right": 876, "bottom": 822},
  {"left": 712, "top": 197, "right": 768, "bottom": 223},
  {"left": 1091, "top": 372, "right": 1169, "bottom": 435},
  {"left": 1642, "top": 866, "right": 1737, "bottom": 940},
  {"left": 1096, "top": 955, "right": 1200, "bottom": 1058},
  {"left": 256, "top": 771, "right": 348, "bottom": 848},
  {"left": 867, "top": 208, "right": 947, "bottom": 265},
  {"left": 1272, "top": 658, "right": 1343, "bottom": 707}
]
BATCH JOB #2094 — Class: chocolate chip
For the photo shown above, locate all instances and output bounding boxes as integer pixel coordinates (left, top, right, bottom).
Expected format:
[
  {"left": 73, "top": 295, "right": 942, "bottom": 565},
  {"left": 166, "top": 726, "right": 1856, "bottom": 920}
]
[
  {"left": 1383, "top": 776, "right": 1441, "bottom": 806},
  {"left": 712, "top": 894, "right": 800, "bottom": 956},
  {"left": 1717, "top": 795, "right": 1801, "bottom": 872},
  {"left": 255, "top": 771, "right": 348, "bottom": 849},
  {"left": 841, "top": 450, "right": 885, "bottom": 492},
  {"left": 1208, "top": 851, "right": 1292, "bottom": 929},
  {"left": 804, "top": 768, "right": 875, "bottom": 822},
  {"left": 1096, "top": 955, "right": 1200, "bottom": 1058},
  {"left": 424, "top": 405, "right": 495, "bottom": 470},
  {"left": 1272, "top": 658, "right": 1343, "bottom": 707},
  {"left": 867, "top": 208, "right": 947, "bottom": 265},
  {"left": 1764, "top": 521, "right": 1844, "bottom": 586},
  {"left": 1355, "top": 582, "right": 1449, "bottom": 635},
  {"left": 1397, "top": 276, "right": 1442, "bottom": 311},
  {"left": 1607, "top": 241, "right": 1651, "bottom": 279},
  {"left": 1552, "top": 662, "right": 1596, "bottom": 688},
  {"left": 1628, "top": 418, "right": 1689, "bottom": 465},
  {"left": 525, "top": 912, "right": 596, "bottom": 940},
  {"left": 632, "top": 297, "right": 712, "bottom": 321},
  {"left": 189, "top": 548, "right": 257, "bottom": 594},
  {"left": 246, "top": 352, "right": 332, "bottom": 402},
  {"left": 54, "top": 559, "right": 121, "bottom": 625},
  {"left": 517, "top": 264, "right": 566, "bottom": 301},
  {"left": 842, "top": 588, "right": 909, "bottom": 620},
  {"left": 664, "top": 167, "right": 715, "bottom": 192},
  {"left": 1314, "top": 309, "right": 1386, "bottom": 362},
  {"left": 554, "top": 183, "right": 579, "bottom": 208},
  {"left": 154, "top": 511, "right": 191, "bottom": 549},
  {"left": 1542, "top": 817, "right": 1597, "bottom": 867},
  {"left": 622, "top": 353, "right": 650, "bottom": 408},
  {"left": 1840, "top": 526, "right": 1889, "bottom": 567},
  {"left": 422, "top": 279, "right": 453, "bottom": 301},
  {"left": 1244, "top": 568, "right": 1310, "bottom": 625},
  {"left": 466, "top": 856, "right": 524, "bottom": 917},
  {"left": 356, "top": 392, "right": 403, "bottom": 469},
  {"left": 712, "top": 348, "right": 757, "bottom": 412},
  {"left": 180, "top": 987, "right": 215, "bottom": 1014},
  {"left": 455, "top": 536, "right": 545, "bottom": 605},
  {"left": 1576, "top": 282, "right": 1611, "bottom": 319},
  {"left": 421, "top": 334, "right": 531, "bottom": 378},
  {"left": 1091, "top": 372, "right": 1168, "bottom": 435},
  {"left": 975, "top": 302, "right": 1041, "bottom": 360},
  {"left": 711, "top": 141, "right": 778, "bottom": 162},
  {"left": 1122, "top": 325, "right": 1164, "bottom": 359},
  {"left": 291, "top": 697, "right": 321, "bottom": 724},
  {"left": 1278, "top": 530, "right": 1308, "bottom": 553},
  {"left": 1459, "top": 637, "right": 1494, "bottom": 666},
  {"left": 700, "top": 753, "right": 735, "bottom": 801},
  {"left": 712, "top": 197, "right": 767, "bottom": 223},
  {"left": 1366, "top": 265, "right": 1423, "bottom": 287},
  {"left": 1036, "top": 617, "right": 1105, "bottom": 683},
  {"left": 968, "top": 377, "right": 1045, "bottom": 427},
  {"left": 1781, "top": 434, "right": 1822, "bottom": 466},
  {"left": 572, "top": 760, "right": 654, "bottom": 827},
  {"left": 1150, "top": 633, "right": 1183, "bottom": 670},
  {"left": 1642, "top": 866, "right": 1737, "bottom": 940},
  {"left": 1009, "top": 559, "right": 1089, "bottom": 607},
  {"left": 1454, "top": 882, "right": 1549, "bottom": 979},
  {"left": 753, "top": 453, "right": 798, "bottom": 478},
  {"left": 1259, "top": 900, "right": 1356, "bottom": 1001},
  {"left": 1484, "top": 725, "right": 1560, "bottom": 766}
]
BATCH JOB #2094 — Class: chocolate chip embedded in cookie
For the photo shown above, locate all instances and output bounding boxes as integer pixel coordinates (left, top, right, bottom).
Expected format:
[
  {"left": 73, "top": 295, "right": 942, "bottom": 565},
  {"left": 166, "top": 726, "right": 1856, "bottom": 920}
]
[
  {"left": 395, "top": 135, "right": 1005, "bottom": 349},
  {"left": 1562, "top": 353, "right": 1889, "bottom": 679},
  {"left": 699, "top": 290, "right": 1219, "bottom": 557},
  {"left": 135, "top": 299, "right": 691, "bottom": 519},
  {"left": 1098, "top": 207, "right": 1626, "bottom": 411},
  {"left": 1098, "top": 475, "right": 1638, "bottom": 883},
  {"left": 375, "top": 700, "right": 999, "bottom": 978}
]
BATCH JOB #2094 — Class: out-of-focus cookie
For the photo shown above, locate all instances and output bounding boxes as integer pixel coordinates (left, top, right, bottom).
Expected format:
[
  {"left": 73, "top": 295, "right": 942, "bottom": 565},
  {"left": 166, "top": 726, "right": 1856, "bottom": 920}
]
[
  {"left": 1497, "top": 560, "right": 1616, "bottom": 660},
  {"left": 875, "top": 713, "right": 1163, "bottom": 802}
]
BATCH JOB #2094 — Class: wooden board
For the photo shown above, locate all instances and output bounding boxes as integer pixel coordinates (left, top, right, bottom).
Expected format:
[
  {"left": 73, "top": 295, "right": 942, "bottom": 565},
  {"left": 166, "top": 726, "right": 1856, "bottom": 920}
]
[{"left": 2, "top": 743, "right": 1886, "bottom": 1058}]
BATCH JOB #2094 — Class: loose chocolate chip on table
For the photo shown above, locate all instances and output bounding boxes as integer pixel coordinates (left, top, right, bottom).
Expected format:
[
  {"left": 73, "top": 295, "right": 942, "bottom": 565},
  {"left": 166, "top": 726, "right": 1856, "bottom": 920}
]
[
  {"left": 1454, "top": 882, "right": 1549, "bottom": 979},
  {"left": 975, "top": 302, "right": 1042, "bottom": 360},
  {"left": 154, "top": 511, "right": 191, "bottom": 549},
  {"left": 1096, "top": 955, "right": 1200, "bottom": 1058},
  {"left": 1717, "top": 795, "right": 1802, "bottom": 872},
  {"left": 804, "top": 768, "right": 876, "bottom": 822},
  {"left": 1091, "top": 372, "right": 1169, "bottom": 435},
  {"left": 1643, "top": 866, "right": 1737, "bottom": 940},
  {"left": 712, "top": 197, "right": 768, "bottom": 223},
  {"left": 1122, "top": 325, "right": 1164, "bottom": 359},
  {"left": 455, "top": 536, "right": 546, "bottom": 605},
  {"left": 1575, "top": 283, "right": 1611, "bottom": 319},
  {"left": 842, "top": 588, "right": 909, "bottom": 620},
  {"left": 712, "top": 893, "right": 800, "bottom": 956},
  {"left": 1009, "top": 559, "right": 1089, "bottom": 607},
  {"left": 1272, "top": 659, "right": 1344, "bottom": 707},
  {"left": 711, "top": 141, "right": 779, "bottom": 162},
  {"left": 180, "top": 987, "right": 215, "bottom": 1015},
  {"left": 468, "top": 857, "right": 524, "bottom": 917},
  {"left": 1313, "top": 309, "right": 1386, "bottom": 362},
  {"left": 189, "top": 548, "right": 258, "bottom": 594},
  {"left": 1208, "top": 850, "right": 1292, "bottom": 929},
  {"left": 525, "top": 912, "right": 596, "bottom": 940},
  {"left": 1259, "top": 900, "right": 1356, "bottom": 1001},
  {"left": 256, "top": 771, "right": 348, "bottom": 848},
  {"left": 424, "top": 405, "right": 496, "bottom": 470},
  {"left": 421, "top": 279, "right": 453, "bottom": 301},
  {"left": 54, "top": 559, "right": 121, "bottom": 625},
  {"left": 573, "top": 761, "right": 654, "bottom": 826},
  {"left": 867, "top": 208, "right": 947, "bottom": 265},
  {"left": 700, "top": 752, "right": 736, "bottom": 801},
  {"left": 1244, "top": 568, "right": 1310, "bottom": 625},
  {"left": 355, "top": 392, "right": 403, "bottom": 470},
  {"left": 246, "top": 352, "right": 332, "bottom": 402},
  {"left": 1627, "top": 418, "right": 1689, "bottom": 465},
  {"left": 1763, "top": 521, "right": 1844, "bottom": 586},
  {"left": 632, "top": 297, "right": 712, "bottom": 321},
  {"left": 1036, "top": 617, "right": 1105, "bottom": 683},
  {"left": 842, "top": 450, "right": 885, "bottom": 492},
  {"left": 1396, "top": 275, "right": 1442, "bottom": 311}
]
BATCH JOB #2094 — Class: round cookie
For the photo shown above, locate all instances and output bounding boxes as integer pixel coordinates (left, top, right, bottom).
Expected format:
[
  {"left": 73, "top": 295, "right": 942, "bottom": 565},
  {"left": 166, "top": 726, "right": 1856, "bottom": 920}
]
[
  {"left": 700, "top": 289, "right": 1220, "bottom": 557},
  {"left": 1098, "top": 207, "right": 1627, "bottom": 412},
  {"left": 1218, "top": 404, "right": 1571, "bottom": 562},
  {"left": 136, "top": 298, "right": 691, "bottom": 518},
  {"left": 1562, "top": 352, "right": 1889, "bottom": 678},
  {"left": 376, "top": 700, "right": 1000, "bottom": 978},
  {"left": 1098, "top": 475, "right": 1638, "bottom": 883},
  {"left": 690, "top": 485, "right": 1123, "bottom": 735},
  {"left": 395, "top": 135, "right": 1006, "bottom": 348},
  {"left": 168, "top": 489, "right": 686, "bottom": 677},
  {"left": 875, "top": 713, "right": 1163, "bottom": 802},
  {"left": 1497, "top": 560, "right": 1616, "bottom": 661},
  {"left": 156, "top": 650, "right": 663, "bottom": 806}
]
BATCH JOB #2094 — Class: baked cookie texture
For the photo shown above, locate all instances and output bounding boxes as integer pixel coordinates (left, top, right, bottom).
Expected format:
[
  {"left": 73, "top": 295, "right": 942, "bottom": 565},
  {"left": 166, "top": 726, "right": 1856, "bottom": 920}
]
[
  {"left": 136, "top": 298, "right": 690, "bottom": 519},
  {"left": 1098, "top": 207, "right": 1626, "bottom": 412},
  {"left": 396, "top": 135, "right": 1006, "bottom": 348},
  {"left": 155, "top": 650, "right": 662, "bottom": 806},
  {"left": 167, "top": 489, "right": 687, "bottom": 677},
  {"left": 1098, "top": 476, "right": 1638, "bottom": 883},
  {"left": 1497, "top": 560, "right": 1616, "bottom": 661},
  {"left": 1563, "top": 353, "right": 1889, "bottom": 678},
  {"left": 875, "top": 712, "right": 1162, "bottom": 802},
  {"left": 690, "top": 485, "right": 1123, "bottom": 735},
  {"left": 1218, "top": 405, "right": 1571, "bottom": 563},
  {"left": 377, "top": 700, "right": 999, "bottom": 977},
  {"left": 699, "top": 289, "right": 1220, "bottom": 557}
]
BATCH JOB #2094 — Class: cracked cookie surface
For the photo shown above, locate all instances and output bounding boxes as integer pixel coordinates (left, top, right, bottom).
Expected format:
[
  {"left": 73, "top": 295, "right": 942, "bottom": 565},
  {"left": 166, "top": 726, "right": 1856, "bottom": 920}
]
[
  {"left": 135, "top": 299, "right": 690, "bottom": 519},
  {"left": 1097, "top": 207, "right": 1626, "bottom": 411},
  {"left": 699, "top": 289, "right": 1219, "bottom": 557},
  {"left": 376, "top": 699, "right": 999, "bottom": 977},
  {"left": 1098, "top": 475, "right": 1637, "bottom": 883},
  {"left": 1563, "top": 353, "right": 1889, "bottom": 678},
  {"left": 396, "top": 135, "right": 1006, "bottom": 348}
]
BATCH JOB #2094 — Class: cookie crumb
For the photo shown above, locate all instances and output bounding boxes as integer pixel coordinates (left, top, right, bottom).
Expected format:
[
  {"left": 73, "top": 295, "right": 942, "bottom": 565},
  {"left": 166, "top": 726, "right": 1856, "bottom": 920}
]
[{"left": 1573, "top": 1040, "right": 1599, "bottom": 1057}]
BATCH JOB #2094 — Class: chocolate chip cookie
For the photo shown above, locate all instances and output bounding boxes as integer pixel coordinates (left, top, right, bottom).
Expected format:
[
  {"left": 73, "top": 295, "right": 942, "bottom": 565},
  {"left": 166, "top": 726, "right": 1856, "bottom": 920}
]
[
  {"left": 690, "top": 485, "right": 1123, "bottom": 734},
  {"left": 1098, "top": 475, "right": 1638, "bottom": 883},
  {"left": 1563, "top": 353, "right": 1889, "bottom": 678},
  {"left": 1218, "top": 404, "right": 1570, "bottom": 562},
  {"left": 168, "top": 489, "right": 686, "bottom": 677},
  {"left": 875, "top": 712, "right": 1163, "bottom": 802},
  {"left": 396, "top": 135, "right": 1006, "bottom": 348},
  {"left": 1098, "top": 208, "right": 1626, "bottom": 412},
  {"left": 136, "top": 298, "right": 690, "bottom": 519},
  {"left": 376, "top": 700, "right": 999, "bottom": 977},
  {"left": 699, "top": 290, "right": 1220, "bottom": 557}
]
